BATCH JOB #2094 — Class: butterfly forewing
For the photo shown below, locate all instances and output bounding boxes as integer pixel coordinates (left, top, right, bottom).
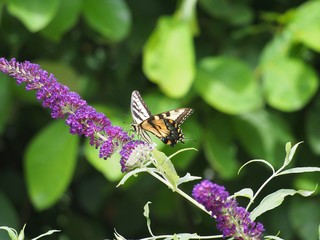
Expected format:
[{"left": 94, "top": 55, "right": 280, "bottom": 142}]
[
  {"left": 131, "top": 90, "right": 152, "bottom": 125},
  {"left": 131, "top": 90, "right": 193, "bottom": 146}
]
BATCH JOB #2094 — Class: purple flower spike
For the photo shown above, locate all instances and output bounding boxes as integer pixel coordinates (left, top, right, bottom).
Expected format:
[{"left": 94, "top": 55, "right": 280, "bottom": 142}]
[
  {"left": 192, "top": 180, "right": 265, "bottom": 239},
  {"left": 0, "top": 58, "right": 132, "bottom": 160}
]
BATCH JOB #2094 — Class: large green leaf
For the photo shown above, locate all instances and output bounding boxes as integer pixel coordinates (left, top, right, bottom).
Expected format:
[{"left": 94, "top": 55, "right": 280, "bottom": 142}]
[
  {"left": 83, "top": 105, "right": 126, "bottom": 181},
  {"left": 262, "top": 58, "right": 318, "bottom": 111},
  {"left": 260, "top": 30, "right": 293, "bottom": 65},
  {"left": 82, "top": 0, "right": 131, "bottom": 42},
  {"left": 203, "top": 114, "right": 239, "bottom": 179},
  {"left": 143, "top": 16, "right": 195, "bottom": 98},
  {"left": 195, "top": 56, "right": 263, "bottom": 114},
  {"left": 232, "top": 110, "right": 294, "bottom": 166},
  {"left": 7, "top": 0, "right": 60, "bottom": 32},
  {"left": 84, "top": 140, "right": 122, "bottom": 182},
  {"left": 41, "top": 0, "right": 81, "bottom": 41},
  {"left": 288, "top": 1, "right": 320, "bottom": 52},
  {"left": 25, "top": 121, "right": 79, "bottom": 210}
]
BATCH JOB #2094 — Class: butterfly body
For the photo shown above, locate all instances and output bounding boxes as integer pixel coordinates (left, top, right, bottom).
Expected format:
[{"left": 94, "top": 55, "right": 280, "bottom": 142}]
[{"left": 131, "top": 90, "right": 193, "bottom": 146}]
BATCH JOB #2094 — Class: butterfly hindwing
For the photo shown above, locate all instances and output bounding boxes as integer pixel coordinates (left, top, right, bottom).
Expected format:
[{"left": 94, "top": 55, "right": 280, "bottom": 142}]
[{"left": 131, "top": 90, "right": 193, "bottom": 146}]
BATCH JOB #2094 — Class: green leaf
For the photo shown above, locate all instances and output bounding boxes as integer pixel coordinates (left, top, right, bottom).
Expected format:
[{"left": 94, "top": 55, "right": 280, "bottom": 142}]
[
  {"left": 264, "top": 236, "right": 284, "bottom": 240},
  {"left": 250, "top": 188, "right": 315, "bottom": 221},
  {"left": 233, "top": 188, "right": 254, "bottom": 200},
  {"left": 199, "top": 0, "right": 253, "bottom": 25},
  {"left": 143, "top": 202, "right": 153, "bottom": 236},
  {"left": 82, "top": 0, "right": 131, "bottom": 42},
  {"left": 233, "top": 110, "right": 294, "bottom": 166},
  {"left": 31, "top": 229, "right": 60, "bottom": 240},
  {"left": 25, "top": 121, "right": 79, "bottom": 210},
  {"left": 0, "top": 226, "right": 18, "bottom": 240},
  {"left": 283, "top": 141, "right": 302, "bottom": 166},
  {"left": 84, "top": 139, "right": 122, "bottom": 182},
  {"left": 153, "top": 149, "right": 179, "bottom": 188},
  {"left": 143, "top": 16, "right": 195, "bottom": 98},
  {"left": 0, "top": 192, "right": 19, "bottom": 240},
  {"left": 288, "top": 1, "right": 320, "bottom": 52},
  {"left": 195, "top": 56, "right": 263, "bottom": 114},
  {"left": 41, "top": 0, "right": 81, "bottom": 41},
  {"left": 17, "top": 225, "right": 24, "bottom": 240},
  {"left": 203, "top": 114, "right": 239, "bottom": 179},
  {"left": 262, "top": 57, "right": 318, "bottom": 111},
  {"left": 0, "top": 75, "right": 11, "bottom": 134},
  {"left": 278, "top": 167, "right": 320, "bottom": 176},
  {"left": 177, "top": 173, "right": 201, "bottom": 186},
  {"left": 306, "top": 97, "right": 320, "bottom": 155},
  {"left": 7, "top": 0, "right": 60, "bottom": 32},
  {"left": 260, "top": 30, "right": 293, "bottom": 64}
]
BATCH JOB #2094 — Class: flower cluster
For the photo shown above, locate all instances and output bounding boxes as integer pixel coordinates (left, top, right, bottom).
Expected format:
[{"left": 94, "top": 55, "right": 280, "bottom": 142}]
[
  {"left": 0, "top": 58, "right": 132, "bottom": 159},
  {"left": 120, "top": 140, "right": 155, "bottom": 172},
  {"left": 192, "top": 180, "right": 265, "bottom": 240}
]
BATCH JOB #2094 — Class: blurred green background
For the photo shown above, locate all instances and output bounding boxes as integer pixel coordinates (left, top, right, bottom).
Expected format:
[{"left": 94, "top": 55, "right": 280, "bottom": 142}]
[{"left": 0, "top": 0, "right": 320, "bottom": 239}]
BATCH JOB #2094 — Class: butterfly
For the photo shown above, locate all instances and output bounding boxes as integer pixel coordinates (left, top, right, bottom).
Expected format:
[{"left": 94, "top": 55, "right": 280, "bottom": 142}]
[{"left": 131, "top": 90, "right": 193, "bottom": 147}]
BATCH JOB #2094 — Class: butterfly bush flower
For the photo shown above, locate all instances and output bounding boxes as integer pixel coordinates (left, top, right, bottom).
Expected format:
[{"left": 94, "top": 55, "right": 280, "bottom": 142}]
[
  {"left": 0, "top": 57, "right": 145, "bottom": 160},
  {"left": 120, "top": 140, "right": 155, "bottom": 172},
  {"left": 192, "top": 180, "right": 265, "bottom": 240}
]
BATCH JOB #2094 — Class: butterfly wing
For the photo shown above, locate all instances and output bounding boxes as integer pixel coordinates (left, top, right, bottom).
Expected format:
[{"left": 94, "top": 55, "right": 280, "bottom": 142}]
[
  {"left": 140, "top": 108, "right": 193, "bottom": 146},
  {"left": 131, "top": 90, "right": 152, "bottom": 143},
  {"left": 131, "top": 90, "right": 152, "bottom": 125}
]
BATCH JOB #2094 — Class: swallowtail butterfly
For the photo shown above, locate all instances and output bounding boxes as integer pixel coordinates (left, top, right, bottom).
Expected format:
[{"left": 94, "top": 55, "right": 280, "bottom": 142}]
[{"left": 131, "top": 90, "right": 193, "bottom": 147}]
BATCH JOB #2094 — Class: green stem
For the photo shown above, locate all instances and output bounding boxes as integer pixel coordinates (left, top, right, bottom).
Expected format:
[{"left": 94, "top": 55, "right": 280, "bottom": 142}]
[{"left": 178, "top": 0, "right": 197, "bottom": 21}]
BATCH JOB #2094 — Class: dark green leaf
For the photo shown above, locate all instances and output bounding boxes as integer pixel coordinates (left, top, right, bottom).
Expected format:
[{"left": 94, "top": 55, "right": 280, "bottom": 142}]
[
  {"left": 41, "top": 0, "right": 81, "bottom": 41},
  {"left": 233, "top": 110, "right": 294, "bottom": 165},
  {"left": 199, "top": 0, "right": 253, "bottom": 25},
  {"left": 25, "top": 121, "right": 79, "bottom": 210},
  {"left": 143, "top": 16, "right": 195, "bottom": 98},
  {"left": 203, "top": 114, "right": 239, "bottom": 179},
  {"left": 83, "top": 0, "right": 131, "bottom": 42},
  {"left": 262, "top": 58, "right": 318, "bottom": 111},
  {"left": 7, "top": 0, "right": 60, "bottom": 32},
  {"left": 195, "top": 56, "right": 263, "bottom": 114}
]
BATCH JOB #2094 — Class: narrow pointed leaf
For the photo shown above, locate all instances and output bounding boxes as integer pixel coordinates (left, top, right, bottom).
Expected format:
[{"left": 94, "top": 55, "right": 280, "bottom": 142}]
[
  {"left": 250, "top": 188, "right": 315, "bottom": 220},
  {"left": 278, "top": 167, "right": 320, "bottom": 176}
]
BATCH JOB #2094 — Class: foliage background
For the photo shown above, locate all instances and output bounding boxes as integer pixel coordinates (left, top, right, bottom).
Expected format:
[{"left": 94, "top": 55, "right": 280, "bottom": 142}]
[{"left": 0, "top": 0, "right": 320, "bottom": 239}]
